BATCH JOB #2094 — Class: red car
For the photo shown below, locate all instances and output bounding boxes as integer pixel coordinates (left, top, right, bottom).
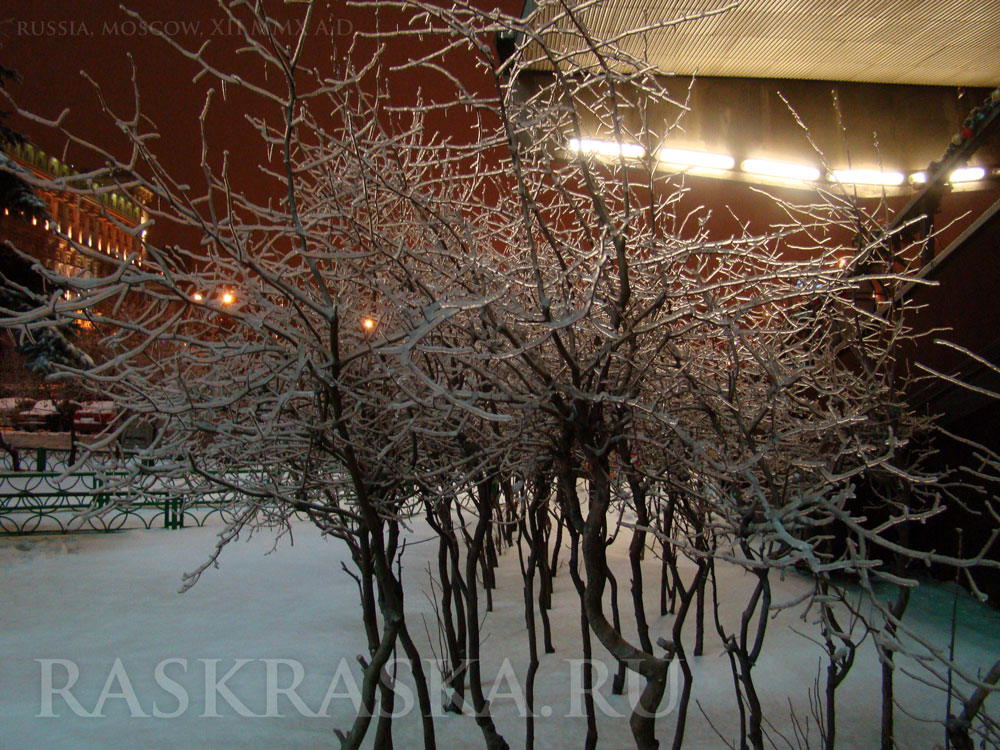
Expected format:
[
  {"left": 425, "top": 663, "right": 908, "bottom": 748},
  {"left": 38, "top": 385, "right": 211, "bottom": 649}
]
[{"left": 73, "top": 401, "right": 116, "bottom": 433}]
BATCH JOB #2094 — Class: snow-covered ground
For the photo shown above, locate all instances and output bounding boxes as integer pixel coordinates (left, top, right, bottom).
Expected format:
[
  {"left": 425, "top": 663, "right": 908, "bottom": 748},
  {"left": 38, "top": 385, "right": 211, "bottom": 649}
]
[{"left": 1, "top": 519, "right": 997, "bottom": 749}]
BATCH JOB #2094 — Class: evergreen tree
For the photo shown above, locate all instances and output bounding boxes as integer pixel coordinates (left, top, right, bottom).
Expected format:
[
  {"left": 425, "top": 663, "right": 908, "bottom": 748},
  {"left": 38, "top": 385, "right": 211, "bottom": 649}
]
[
  {"left": 0, "top": 65, "right": 47, "bottom": 220},
  {"left": 0, "top": 65, "right": 90, "bottom": 377}
]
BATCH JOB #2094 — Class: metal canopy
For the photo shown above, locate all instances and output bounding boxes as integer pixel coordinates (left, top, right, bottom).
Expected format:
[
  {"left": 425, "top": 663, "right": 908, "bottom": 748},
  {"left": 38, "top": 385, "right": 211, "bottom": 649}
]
[{"left": 521, "top": 0, "right": 1000, "bottom": 87}]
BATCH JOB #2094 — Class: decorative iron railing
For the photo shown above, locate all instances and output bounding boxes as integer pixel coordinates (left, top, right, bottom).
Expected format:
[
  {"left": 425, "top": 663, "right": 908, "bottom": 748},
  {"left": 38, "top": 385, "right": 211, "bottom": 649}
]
[{"left": 0, "top": 450, "right": 241, "bottom": 534}]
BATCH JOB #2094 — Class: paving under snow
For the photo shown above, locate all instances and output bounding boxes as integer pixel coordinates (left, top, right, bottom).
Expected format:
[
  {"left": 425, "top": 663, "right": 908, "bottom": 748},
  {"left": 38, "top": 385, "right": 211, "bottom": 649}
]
[{"left": 1, "top": 518, "right": 997, "bottom": 749}]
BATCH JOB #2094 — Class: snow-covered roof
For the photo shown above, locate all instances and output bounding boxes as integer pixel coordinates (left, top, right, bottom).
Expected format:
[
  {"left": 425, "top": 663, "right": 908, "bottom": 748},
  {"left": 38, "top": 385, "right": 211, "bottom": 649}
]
[{"left": 78, "top": 401, "right": 116, "bottom": 412}]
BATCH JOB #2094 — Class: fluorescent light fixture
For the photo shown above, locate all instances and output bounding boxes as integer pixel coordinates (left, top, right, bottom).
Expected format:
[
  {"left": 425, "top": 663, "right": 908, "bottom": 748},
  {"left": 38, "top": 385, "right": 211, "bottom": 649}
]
[
  {"left": 568, "top": 137, "right": 645, "bottom": 160},
  {"left": 829, "top": 169, "right": 904, "bottom": 186},
  {"left": 911, "top": 165, "right": 986, "bottom": 186},
  {"left": 659, "top": 148, "right": 734, "bottom": 171},
  {"left": 741, "top": 158, "right": 820, "bottom": 182},
  {"left": 950, "top": 166, "right": 986, "bottom": 183}
]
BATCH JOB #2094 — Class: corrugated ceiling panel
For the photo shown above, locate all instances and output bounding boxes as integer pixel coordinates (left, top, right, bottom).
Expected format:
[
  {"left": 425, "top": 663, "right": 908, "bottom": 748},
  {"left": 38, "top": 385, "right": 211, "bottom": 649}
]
[{"left": 521, "top": 0, "right": 1000, "bottom": 86}]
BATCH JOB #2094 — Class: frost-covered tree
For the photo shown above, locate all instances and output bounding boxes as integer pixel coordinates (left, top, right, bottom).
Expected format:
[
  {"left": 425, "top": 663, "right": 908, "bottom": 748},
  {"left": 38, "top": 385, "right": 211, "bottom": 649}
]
[{"left": 2, "top": 2, "right": 998, "bottom": 749}]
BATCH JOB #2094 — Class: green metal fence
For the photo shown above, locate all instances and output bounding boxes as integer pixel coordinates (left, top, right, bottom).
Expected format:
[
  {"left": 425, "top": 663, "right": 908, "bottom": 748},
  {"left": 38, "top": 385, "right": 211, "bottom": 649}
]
[{"left": 0, "top": 450, "right": 239, "bottom": 534}]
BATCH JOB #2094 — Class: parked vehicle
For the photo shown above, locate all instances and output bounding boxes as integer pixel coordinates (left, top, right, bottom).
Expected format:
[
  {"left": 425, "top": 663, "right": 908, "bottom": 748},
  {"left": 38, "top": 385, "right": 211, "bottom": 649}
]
[
  {"left": 15, "top": 399, "right": 85, "bottom": 432},
  {"left": 16, "top": 400, "right": 60, "bottom": 431},
  {"left": 73, "top": 401, "right": 117, "bottom": 434}
]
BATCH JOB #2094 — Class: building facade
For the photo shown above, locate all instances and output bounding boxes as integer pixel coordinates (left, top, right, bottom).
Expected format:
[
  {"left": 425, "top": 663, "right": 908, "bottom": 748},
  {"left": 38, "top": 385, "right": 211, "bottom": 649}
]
[{"left": 1, "top": 139, "right": 150, "bottom": 278}]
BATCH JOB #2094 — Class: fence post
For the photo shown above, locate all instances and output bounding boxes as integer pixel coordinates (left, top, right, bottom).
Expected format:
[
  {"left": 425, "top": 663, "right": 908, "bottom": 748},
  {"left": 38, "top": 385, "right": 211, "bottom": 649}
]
[
  {"left": 94, "top": 475, "right": 106, "bottom": 509},
  {"left": 165, "top": 497, "right": 184, "bottom": 530},
  {"left": 37, "top": 448, "right": 46, "bottom": 472}
]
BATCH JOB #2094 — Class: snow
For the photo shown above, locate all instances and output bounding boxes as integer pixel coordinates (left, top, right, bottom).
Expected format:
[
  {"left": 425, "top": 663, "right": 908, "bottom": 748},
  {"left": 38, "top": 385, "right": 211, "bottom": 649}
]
[
  {"left": 20, "top": 400, "right": 58, "bottom": 416},
  {"left": 1, "top": 520, "right": 998, "bottom": 749},
  {"left": 77, "top": 402, "right": 116, "bottom": 412}
]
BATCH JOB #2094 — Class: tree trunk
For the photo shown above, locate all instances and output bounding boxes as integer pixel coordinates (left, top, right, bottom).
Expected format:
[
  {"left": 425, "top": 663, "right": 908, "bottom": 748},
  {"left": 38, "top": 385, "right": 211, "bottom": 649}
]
[
  {"left": 463, "top": 477, "right": 510, "bottom": 750},
  {"left": 531, "top": 485, "right": 556, "bottom": 653},
  {"left": 567, "top": 516, "right": 599, "bottom": 750},
  {"left": 880, "top": 583, "right": 910, "bottom": 750},
  {"left": 627, "top": 475, "right": 654, "bottom": 654},
  {"left": 398, "top": 622, "right": 437, "bottom": 749},
  {"left": 581, "top": 465, "right": 671, "bottom": 750},
  {"left": 517, "top": 503, "right": 540, "bottom": 750},
  {"left": 608, "top": 566, "right": 627, "bottom": 696}
]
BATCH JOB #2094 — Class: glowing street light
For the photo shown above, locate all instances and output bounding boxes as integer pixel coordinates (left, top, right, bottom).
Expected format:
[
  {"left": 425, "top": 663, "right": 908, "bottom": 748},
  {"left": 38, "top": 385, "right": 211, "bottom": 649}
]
[
  {"left": 192, "top": 292, "right": 204, "bottom": 302},
  {"left": 220, "top": 291, "right": 235, "bottom": 305},
  {"left": 362, "top": 317, "right": 375, "bottom": 332}
]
